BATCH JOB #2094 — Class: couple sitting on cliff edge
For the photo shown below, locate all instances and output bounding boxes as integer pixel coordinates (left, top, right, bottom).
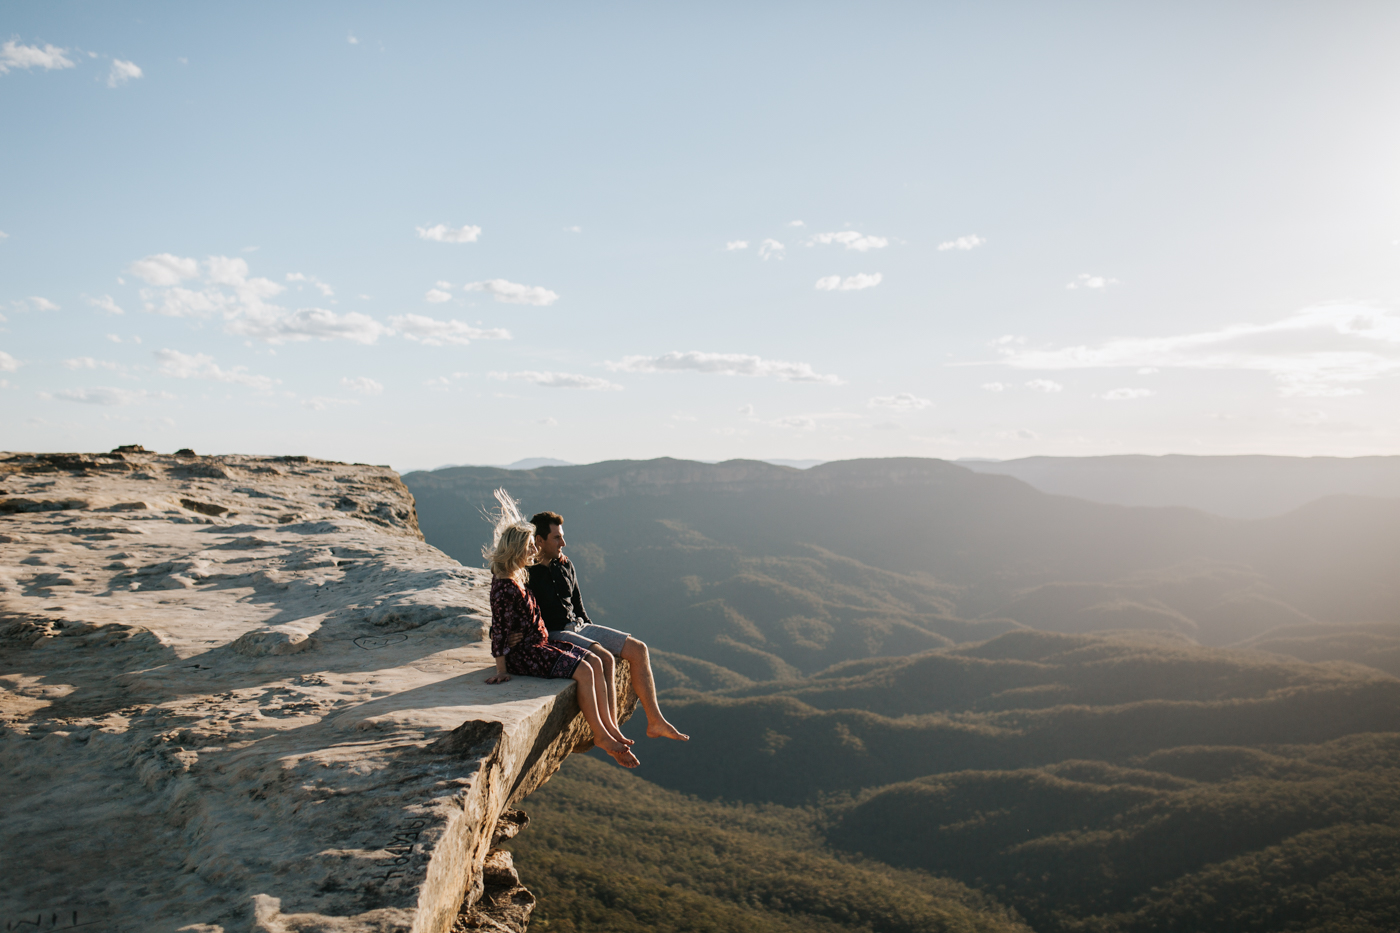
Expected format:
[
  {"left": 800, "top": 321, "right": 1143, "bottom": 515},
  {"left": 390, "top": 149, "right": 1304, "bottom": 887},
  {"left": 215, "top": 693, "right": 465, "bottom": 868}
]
[{"left": 483, "top": 489, "right": 687, "bottom": 768}]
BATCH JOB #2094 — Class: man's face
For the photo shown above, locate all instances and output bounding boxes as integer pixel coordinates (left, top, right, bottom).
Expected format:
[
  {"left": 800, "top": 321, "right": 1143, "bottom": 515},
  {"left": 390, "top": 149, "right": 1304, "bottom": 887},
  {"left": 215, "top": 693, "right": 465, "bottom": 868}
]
[{"left": 536, "top": 523, "right": 566, "bottom": 562}]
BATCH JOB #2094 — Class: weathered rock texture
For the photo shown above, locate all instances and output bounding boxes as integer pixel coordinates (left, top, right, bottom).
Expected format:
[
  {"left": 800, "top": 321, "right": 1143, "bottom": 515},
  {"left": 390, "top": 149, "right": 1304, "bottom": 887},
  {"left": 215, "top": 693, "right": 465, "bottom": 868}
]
[{"left": 0, "top": 451, "right": 630, "bottom": 933}]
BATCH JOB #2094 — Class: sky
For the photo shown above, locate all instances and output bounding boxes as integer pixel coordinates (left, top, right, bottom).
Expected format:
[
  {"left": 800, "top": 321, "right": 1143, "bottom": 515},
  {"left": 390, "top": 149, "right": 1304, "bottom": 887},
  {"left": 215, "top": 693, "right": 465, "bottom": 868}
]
[{"left": 3, "top": 2, "right": 1400, "bottom": 472}]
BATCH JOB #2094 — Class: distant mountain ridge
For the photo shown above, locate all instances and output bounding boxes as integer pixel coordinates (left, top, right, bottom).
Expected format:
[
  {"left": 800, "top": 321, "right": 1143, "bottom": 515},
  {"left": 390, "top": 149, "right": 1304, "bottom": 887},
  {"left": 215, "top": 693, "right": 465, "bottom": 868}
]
[
  {"left": 403, "top": 456, "right": 1400, "bottom": 680},
  {"left": 960, "top": 454, "right": 1400, "bottom": 519}
]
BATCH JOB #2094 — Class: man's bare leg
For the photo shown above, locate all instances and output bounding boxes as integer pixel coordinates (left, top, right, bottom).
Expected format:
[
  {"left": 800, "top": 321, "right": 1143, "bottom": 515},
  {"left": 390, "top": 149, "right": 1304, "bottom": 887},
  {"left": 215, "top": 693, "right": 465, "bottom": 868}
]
[
  {"left": 572, "top": 661, "right": 639, "bottom": 768},
  {"left": 620, "top": 636, "right": 688, "bottom": 741}
]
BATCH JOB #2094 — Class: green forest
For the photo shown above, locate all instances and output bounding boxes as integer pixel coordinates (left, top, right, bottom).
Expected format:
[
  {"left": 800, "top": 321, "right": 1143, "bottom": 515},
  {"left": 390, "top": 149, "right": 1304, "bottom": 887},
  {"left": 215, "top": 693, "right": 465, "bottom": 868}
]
[{"left": 406, "top": 457, "right": 1400, "bottom": 932}]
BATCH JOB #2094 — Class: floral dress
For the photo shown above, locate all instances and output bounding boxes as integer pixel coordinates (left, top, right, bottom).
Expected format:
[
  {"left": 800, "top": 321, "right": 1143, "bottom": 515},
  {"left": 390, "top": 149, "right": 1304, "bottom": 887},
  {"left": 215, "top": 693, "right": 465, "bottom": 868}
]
[{"left": 490, "top": 577, "right": 589, "bottom": 679}]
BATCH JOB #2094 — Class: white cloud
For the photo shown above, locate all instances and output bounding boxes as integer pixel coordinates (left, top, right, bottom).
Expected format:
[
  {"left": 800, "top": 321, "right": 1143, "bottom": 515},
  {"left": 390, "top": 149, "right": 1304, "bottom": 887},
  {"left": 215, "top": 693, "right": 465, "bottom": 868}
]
[
  {"left": 63, "top": 357, "right": 121, "bottom": 371},
  {"left": 29, "top": 296, "right": 59, "bottom": 312},
  {"left": 129, "top": 253, "right": 200, "bottom": 286},
  {"left": 490, "top": 371, "right": 623, "bottom": 391},
  {"left": 758, "top": 239, "right": 784, "bottom": 260},
  {"left": 993, "top": 303, "right": 1400, "bottom": 397},
  {"left": 1067, "top": 273, "right": 1118, "bottom": 290},
  {"left": 815, "top": 273, "right": 882, "bottom": 291},
  {"left": 230, "top": 307, "right": 389, "bottom": 345},
  {"left": 417, "top": 223, "right": 481, "bottom": 243},
  {"left": 341, "top": 376, "right": 384, "bottom": 395},
  {"left": 738, "top": 403, "right": 755, "bottom": 416},
  {"left": 49, "top": 386, "right": 174, "bottom": 406},
  {"left": 87, "top": 294, "right": 124, "bottom": 315},
  {"left": 0, "top": 41, "right": 75, "bottom": 74},
  {"left": 1026, "top": 379, "right": 1064, "bottom": 393},
  {"left": 938, "top": 234, "right": 984, "bottom": 251},
  {"left": 347, "top": 34, "right": 359, "bottom": 45},
  {"left": 869, "top": 393, "right": 932, "bottom": 410},
  {"left": 302, "top": 396, "right": 358, "bottom": 411},
  {"left": 774, "top": 416, "right": 816, "bottom": 430},
  {"left": 132, "top": 253, "right": 391, "bottom": 344},
  {"left": 0, "top": 231, "right": 8, "bottom": 240},
  {"left": 107, "top": 59, "right": 142, "bottom": 88},
  {"left": 389, "top": 313, "right": 510, "bottom": 347},
  {"left": 810, "top": 231, "right": 888, "bottom": 252},
  {"left": 788, "top": 220, "right": 805, "bottom": 227},
  {"left": 0, "top": 350, "right": 20, "bottom": 372},
  {"left": 425, "top": 289, "right": 453, "bottom": 303},
  {"left": 155, "top": 348, "right": 278, "bottom": 390},
  {"left": 725, "top": 240, "right": 749, "bottom": 251},
  {"left": 286, "top": 272, "right": 334, "bottom": 297},
  {"left": 463, "top": 279, "right": 559, "bottom": 306},
  {"left": 1098, "top": 387, "right": 1154, "bottom": 401},
  {"left": 981, "top": 382, "right": 1009, "bottom": 392},
  {"left": 566, "top": 226, "right": 582, "bottom": 233},
  {"left": 997, "top": 429, "right": 1040, "bottom": 441},
  {"left": 607, "top": 351, "right": 842, "bottom": 384},
  {"left": 435, "top": 280, "right": 452, "bottom": 288}
]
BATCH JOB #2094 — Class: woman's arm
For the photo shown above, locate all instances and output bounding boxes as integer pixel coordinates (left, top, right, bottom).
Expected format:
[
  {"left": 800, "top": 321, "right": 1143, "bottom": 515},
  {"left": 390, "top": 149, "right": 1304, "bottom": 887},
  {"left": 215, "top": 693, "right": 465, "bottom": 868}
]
[{"left": 485, "top": 655, "right": 510, "bottom": 684}]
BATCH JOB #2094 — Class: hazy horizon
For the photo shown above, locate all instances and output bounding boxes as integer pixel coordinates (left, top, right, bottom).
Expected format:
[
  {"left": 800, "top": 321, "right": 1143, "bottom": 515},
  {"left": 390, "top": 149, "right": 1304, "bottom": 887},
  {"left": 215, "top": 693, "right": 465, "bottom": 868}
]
[{"left": 5, "top": 3, "right": 1400, "bottom": 468}]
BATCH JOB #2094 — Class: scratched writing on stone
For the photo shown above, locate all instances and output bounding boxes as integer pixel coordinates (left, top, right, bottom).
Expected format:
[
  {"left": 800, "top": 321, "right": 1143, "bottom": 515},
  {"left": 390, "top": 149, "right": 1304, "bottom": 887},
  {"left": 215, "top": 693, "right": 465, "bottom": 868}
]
[
  {"left": 353, "top": 634, "right": 408, "bottom": 650},
  {"left": 5, "top": 910, "right": 117, "bottom": 932},
  {"left": 380, "top": 817, "right": 429, "bottom": 882}
]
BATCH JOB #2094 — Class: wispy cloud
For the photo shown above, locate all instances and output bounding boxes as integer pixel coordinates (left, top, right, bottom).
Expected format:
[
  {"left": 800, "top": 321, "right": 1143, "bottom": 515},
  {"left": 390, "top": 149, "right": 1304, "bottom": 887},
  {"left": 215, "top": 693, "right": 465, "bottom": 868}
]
[
  {"left": 810, "top": 231, "right": 888, "bottom": 252},
  {"left": 417, "top": 223, "right": 481, "bottom": 243},
  {"left": 788, "top": 220, "right": 805, "bottom": 228},
  {"left": 425, "top": 288, "right": 453, "bottom": 303},
  {"left": 1098, "top": 387, "right": 1153, "bottom": 401},
  {"left": 1025, "top": 379, "right": 1063, "bottom": 393},
  {"left": 303, "top": 396, "right": 358, "bottom": 411},
  {"left": 155, "top": 348, "right": 278, "bottom": 390},
  {"left": 131, "top": 253, "right": 389, "bottom": 344},
  {"left": 937, "top": 234, "right": 984, "bottom": 251},
  {"left": 725, "top": 240, "right": 749, "bottom": 251},
  {"left": 286, "top": 272, "right": 334, "bottom": 297},
  {"left": 0, "top": 40, "right": 75, "bottom": 74},
  {"left": 0, "top": 351, "right": 18, "bottom": 372},
  {"left": 815, "top": 273, "right": 882, "bottom": 291},
  {"left": 607, "top": 351, "right": 842, "bottom": 384},
  {"left": 107, "top": 59, "right": 141, "bottom": 88},
  {"left": 981, "top": 382, "right": 1009, "bottom": 392},
  {"left": 63, "top": 357, "right": 122, "bottom": 371},
  {"left": 389, "top": 314, "right": 510, "bottom": 347},
  {"left": 869, "top": 393, "right": 932, "bottom": 410},
  {"left": 341, "top": 376, "right": 384, "bottom": 395},
  {"left": 463, "top": 279, "right": 558, "bottom": 306},
  {"left": 47, "top": 386, "right": 174, "bottom": 406},
  {"left": 28, "top": 296, "right": 59, "bottom": 312},
  {"left": 490, "top": 371, "right": 622, "bottom": 391},
  {"left": 758, "top": 239, "right": 784, "bottom": 260},
  {"left": 993, "top": 303, "right": 1400, "bottom": 397},
  {"left": 86, "top": 295, "right": 124, "bottom": 315},
  {"left": 774, "top": 415, "right": 816, "bottom": 429},
  {"left": 1067, "top": 273, "right": 1118, "bottom": 290}
]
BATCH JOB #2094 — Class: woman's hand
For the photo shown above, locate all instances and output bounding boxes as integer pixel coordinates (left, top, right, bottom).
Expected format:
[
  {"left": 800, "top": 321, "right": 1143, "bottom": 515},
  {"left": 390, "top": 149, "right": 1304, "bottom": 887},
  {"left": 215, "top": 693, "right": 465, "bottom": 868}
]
[{"left": 485, "top": 672, "right": 511, "bottom": 685}]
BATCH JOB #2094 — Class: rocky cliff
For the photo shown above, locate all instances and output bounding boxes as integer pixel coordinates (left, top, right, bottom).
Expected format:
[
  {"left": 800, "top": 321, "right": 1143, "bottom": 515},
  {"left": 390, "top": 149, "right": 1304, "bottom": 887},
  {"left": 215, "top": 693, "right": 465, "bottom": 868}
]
[{"left": 0, "top": 450, "right": 629, "bottom": 933}]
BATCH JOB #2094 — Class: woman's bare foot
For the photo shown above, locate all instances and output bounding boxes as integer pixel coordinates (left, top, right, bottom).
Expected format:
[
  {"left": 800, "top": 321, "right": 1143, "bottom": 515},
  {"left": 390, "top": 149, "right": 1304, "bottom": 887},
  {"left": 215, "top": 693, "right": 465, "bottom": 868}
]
[
  {"left": 646, "top": 719, "right": 689, "bottom": 741},
  {"left": 597, "top": 736, "right": 640, "bottom": 768}
]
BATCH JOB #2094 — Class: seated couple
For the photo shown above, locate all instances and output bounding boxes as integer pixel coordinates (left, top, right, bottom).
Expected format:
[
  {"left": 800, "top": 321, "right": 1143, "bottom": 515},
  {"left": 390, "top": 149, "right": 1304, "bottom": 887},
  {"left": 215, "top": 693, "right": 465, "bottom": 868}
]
[{"left": 484, "top": 490, "right": 687, "bottom": 769}]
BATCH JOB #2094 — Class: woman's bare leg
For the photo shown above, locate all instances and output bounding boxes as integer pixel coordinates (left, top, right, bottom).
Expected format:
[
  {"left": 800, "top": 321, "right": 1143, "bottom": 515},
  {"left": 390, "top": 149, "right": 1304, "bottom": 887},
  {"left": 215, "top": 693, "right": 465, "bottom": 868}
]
[
  {"left": 583, "top": 653, "right": 631, "bottom": 746},
  {"left": 588, "top": 642, "right": 622, "bottom": 729},
  {"left": 572, "top": 662, "right": 639, "bottom": 768}
]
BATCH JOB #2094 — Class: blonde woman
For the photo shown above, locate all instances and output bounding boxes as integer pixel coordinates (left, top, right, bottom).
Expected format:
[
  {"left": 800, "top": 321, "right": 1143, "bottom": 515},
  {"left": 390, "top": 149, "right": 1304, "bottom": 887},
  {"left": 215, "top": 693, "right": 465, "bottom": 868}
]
[{"left": 483, "top": 490, "right": 639, "bottom": 769}]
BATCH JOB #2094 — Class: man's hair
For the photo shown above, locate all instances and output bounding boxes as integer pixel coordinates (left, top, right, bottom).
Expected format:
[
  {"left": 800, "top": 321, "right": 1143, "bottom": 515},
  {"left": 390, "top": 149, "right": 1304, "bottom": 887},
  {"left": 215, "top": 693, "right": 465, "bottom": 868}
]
[{"left": 530, "top": 511, "right": 563, "bottom": 538}]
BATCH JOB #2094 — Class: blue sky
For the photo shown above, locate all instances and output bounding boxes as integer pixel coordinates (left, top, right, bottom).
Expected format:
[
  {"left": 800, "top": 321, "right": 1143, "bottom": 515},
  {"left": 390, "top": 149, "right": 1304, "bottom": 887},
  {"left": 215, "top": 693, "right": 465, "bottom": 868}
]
[{"left": 4, "top": 2, "right": 1400, "bottom": 470}]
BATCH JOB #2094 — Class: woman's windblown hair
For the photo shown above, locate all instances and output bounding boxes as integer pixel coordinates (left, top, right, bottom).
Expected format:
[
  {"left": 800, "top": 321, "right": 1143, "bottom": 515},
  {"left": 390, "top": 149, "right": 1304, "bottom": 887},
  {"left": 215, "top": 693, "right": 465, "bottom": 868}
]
[{"left": 482, "top": 488, "right": 536, "bottom": 586}]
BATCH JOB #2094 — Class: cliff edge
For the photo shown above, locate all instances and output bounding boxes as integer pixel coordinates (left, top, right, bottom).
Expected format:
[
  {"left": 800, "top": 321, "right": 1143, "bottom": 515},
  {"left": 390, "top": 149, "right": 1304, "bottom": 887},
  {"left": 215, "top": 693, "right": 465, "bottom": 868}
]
[{"left": 0, "top": 450, "right": 625, "bottom": 933}]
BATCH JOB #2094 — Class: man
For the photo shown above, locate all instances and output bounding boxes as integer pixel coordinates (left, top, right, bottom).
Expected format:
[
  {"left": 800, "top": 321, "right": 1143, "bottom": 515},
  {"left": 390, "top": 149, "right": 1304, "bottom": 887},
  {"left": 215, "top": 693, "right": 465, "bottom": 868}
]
[{"left": 527, "top": 510, "right": 688, "bottom": 742}]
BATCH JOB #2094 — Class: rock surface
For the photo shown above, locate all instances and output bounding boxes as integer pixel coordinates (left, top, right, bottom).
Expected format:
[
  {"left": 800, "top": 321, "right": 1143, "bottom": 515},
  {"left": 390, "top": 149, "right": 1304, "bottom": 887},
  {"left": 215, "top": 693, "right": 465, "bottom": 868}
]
[{"left": 0, "top": 451, "right": 628, "bottom": 933}]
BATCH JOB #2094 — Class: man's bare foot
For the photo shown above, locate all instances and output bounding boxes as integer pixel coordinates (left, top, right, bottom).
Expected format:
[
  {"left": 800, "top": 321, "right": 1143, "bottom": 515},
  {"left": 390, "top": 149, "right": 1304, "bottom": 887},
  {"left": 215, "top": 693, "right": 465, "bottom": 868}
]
[
  {"left": 646, "top": 719, "right": 689, "bottom": 741},
  {"left": 598, "top": 737, "right": 640, "bottom": 768}
]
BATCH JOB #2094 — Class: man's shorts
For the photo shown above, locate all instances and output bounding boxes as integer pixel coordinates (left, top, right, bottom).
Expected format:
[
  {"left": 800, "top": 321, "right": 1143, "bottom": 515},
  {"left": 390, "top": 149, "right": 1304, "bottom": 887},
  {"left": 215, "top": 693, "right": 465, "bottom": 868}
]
[{"left": 550, "top": 623, "right": 629, "bottom": 657}]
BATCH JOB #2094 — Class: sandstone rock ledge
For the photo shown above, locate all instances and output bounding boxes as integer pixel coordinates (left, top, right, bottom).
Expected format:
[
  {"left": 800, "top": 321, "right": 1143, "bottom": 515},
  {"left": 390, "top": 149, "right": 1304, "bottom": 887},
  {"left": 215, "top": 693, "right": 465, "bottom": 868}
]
[{"left": 0, "top": 451, "right": 630, "bottom": 933}]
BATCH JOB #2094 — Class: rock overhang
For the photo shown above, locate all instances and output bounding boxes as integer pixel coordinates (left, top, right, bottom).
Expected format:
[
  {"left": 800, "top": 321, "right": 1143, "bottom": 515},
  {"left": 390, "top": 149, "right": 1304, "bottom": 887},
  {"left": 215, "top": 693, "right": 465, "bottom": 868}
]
[{"left": 0, "top": 451, "right": 616, "bottom": 933}]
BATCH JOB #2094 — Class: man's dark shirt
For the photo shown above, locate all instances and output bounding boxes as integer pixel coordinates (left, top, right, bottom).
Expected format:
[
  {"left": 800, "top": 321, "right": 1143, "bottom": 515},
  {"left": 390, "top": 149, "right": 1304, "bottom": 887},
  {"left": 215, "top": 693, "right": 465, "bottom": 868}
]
[{"left": 526, "top": 556, "right": 591, "bottom": 633}]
